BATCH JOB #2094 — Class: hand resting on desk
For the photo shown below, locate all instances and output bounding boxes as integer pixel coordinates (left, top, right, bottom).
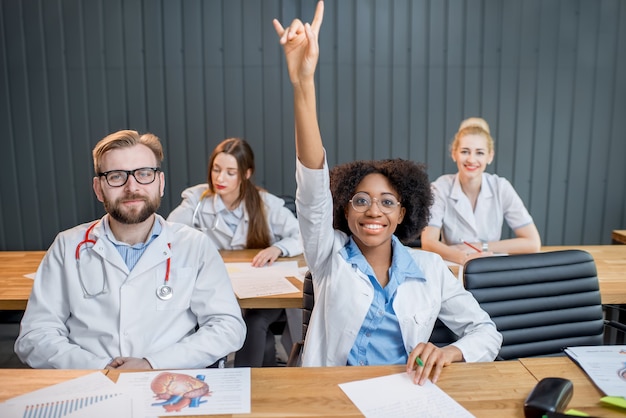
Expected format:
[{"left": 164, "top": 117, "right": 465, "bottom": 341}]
[
  {"left": 406, "top": 342, "right": 464, "bottom": 385},
  {"left": 106, "top": 357, "right": 153, "bottom": 370}
]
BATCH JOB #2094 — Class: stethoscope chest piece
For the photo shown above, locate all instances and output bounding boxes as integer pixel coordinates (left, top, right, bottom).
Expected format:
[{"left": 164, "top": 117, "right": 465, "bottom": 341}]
[{"left": 156, "top": 285, "right": 173, "bottom": 300}]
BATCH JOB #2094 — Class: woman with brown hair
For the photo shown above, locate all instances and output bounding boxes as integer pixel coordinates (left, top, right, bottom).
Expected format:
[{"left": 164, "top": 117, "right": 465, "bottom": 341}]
[{"left": 168, "top": 137, "right": 302, "bottom": 367}]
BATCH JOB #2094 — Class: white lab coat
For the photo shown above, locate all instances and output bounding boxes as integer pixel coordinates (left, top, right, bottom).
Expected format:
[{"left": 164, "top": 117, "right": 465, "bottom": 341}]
[
  {"left": 429, "top": 173, "right": 534, "bottom": 245},
  {"left": 15, "top": 215, "right": 246, "bottom": 369},
  {"left": 296, "top": 157, "right": 502, "bottom": 367},
  {"left": 168, "top": 184, "right": 304, "bottom": 358},
  {"left": 167, "top": 184, "right": 303, "bottom": 256}
]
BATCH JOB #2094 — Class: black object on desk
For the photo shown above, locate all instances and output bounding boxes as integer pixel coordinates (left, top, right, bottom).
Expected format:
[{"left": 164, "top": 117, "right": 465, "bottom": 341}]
[{"left": 524, "top": 377, "right": 573, "bottom": 418}]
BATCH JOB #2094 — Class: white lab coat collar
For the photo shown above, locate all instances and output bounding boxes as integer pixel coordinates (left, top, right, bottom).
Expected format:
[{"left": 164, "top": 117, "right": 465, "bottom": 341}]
[
  {"left": 448, "top": 173, "right": 495, "bottom": 236},
  {"left": 88, "top": 215, "right": 172, "bottom": 279}
]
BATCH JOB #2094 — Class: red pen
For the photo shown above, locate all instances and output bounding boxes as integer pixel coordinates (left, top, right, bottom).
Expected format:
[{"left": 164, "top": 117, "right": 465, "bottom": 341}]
[{"left": 463, "top": 241, "right": 482, "bottom": 253}]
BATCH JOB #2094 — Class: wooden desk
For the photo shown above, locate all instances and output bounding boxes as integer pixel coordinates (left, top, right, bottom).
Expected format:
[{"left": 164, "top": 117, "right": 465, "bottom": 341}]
[
  {"left": 613, "top": 230, "right": 626, "bottom": 245},
  {"left": 520, "top": 356, "right": 624, "bottom": 418},
  {"left": 1, "top": 362, "right": 535, "bottom": 417},
  {"left": 446, "top": 245, "right": 626, "bottom": 305},
  {"left": 541, "top": 245, "right": 626, "bottom": 305},
  {"left": 0, "top": 250, "right": 306, "bottom": 311},
  {"left": 0, "top": 251, "right": 45, "bottom": 310},
  {"left": 4, "top": 244, "right": 624, "bottom": 310}
]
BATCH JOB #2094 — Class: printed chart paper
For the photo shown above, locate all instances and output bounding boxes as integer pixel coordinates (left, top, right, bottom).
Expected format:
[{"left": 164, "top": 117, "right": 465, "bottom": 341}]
[
  {"left": 115, "top": 367, "right": 251, "bottom": 416},
  {"left": 1, "top": 372, "right": 130, "bottom": 418},
  {"left": 565, "top": 345, "right": 626, "bottom": 397}
]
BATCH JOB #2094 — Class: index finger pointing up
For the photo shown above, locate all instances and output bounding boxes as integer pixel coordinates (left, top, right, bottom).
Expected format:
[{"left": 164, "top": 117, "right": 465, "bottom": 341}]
[{"left": 310, "top": 1, "right": 324, "bottom": 35}]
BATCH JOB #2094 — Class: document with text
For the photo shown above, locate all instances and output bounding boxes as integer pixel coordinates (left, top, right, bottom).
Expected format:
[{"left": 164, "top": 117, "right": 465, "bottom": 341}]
[
  {"left": 339, "top": 372, "right": 474, "bottom": 418},
  {"left": 565, "top": 345, "right": 626, "bottom": 397},
  {"left": 226, "top": 261, "right": 301, "bottom": 298}
]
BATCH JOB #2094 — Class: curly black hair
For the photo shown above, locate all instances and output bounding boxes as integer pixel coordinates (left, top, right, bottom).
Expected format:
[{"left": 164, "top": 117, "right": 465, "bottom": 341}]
[{"left": 329, "top": 159, "right": 433, "bottom": 245}]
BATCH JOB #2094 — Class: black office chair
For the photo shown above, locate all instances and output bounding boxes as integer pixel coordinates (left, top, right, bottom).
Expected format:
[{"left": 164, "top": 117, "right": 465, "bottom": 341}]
[
  {"left": 279, "top": 195, "right": 297, "bottom": 218},
  {"left": 286, "top": 270, "right": 314, "bottom": 367},
  {"left": 428, "top": 319, "right": 459, "bottom": 347},
  {"left": 262, "top": 195, "right": 296, "bottom": 364},
  {"left": 463, "top": 250, "right": 609, "bottom": 360}
]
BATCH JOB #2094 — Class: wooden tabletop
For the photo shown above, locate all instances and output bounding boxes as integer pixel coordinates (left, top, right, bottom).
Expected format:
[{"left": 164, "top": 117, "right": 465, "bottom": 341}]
[
  {"left": 520, "top": 356, "right": 624, "bottom": 418},
  {"left": 0, "top": 249, "right": 306, "bottom": 311},
  {"left": 612, "top": 230, "right": 626, "bottom": 245},
  {"left": 0, "top": 251, "right": 45, "bottom": 310},
  {"left": 541, "top": 245, "right": 626, "bottom": 305},
  {"left": 447, "top": 245, "right": 626, "bottom": 305},
  {"left": 2, "top": 244, "right": 625, "bottom": 311},
  {"left": 0, "top": 361, "right": 538, "bottom": 417}
]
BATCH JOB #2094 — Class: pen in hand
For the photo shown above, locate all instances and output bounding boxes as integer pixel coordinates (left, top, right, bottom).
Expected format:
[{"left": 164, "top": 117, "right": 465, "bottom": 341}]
[{"left": 463, "top": 241, "right": 482, "bottom": 253}]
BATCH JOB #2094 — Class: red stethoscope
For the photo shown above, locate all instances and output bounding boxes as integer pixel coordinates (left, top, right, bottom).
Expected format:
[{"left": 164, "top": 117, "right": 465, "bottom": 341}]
[{"left": 75, "top": 221, "right": 172, "bottom": 300}]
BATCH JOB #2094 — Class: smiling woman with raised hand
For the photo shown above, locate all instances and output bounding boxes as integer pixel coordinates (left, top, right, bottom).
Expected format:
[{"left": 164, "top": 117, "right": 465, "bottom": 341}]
[
  {"left": 421, "top": 118, "right": 541, "bottom": 265},
  {"left": 274, "top": 1, "right": 502, "bottom": 385}
]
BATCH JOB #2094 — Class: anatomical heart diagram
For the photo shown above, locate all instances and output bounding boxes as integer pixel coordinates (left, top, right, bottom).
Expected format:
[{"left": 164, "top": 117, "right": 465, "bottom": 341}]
[{"left": 151, "top": 372, "right": 211, "bottom": 412}]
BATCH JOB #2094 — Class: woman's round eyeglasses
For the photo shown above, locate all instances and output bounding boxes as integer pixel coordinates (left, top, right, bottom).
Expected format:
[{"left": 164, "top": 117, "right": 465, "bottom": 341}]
[
  {"left": 349, "top": 192, "right": 401, "bottom": 214},
  {"left": 98, "top": 167, "right": 160, "bottom": 187}
]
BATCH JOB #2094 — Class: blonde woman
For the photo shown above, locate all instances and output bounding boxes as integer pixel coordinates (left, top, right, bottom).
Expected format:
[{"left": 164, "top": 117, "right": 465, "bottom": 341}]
[{"left": 421, "top": 118, "right": 541, "bottom": 265}]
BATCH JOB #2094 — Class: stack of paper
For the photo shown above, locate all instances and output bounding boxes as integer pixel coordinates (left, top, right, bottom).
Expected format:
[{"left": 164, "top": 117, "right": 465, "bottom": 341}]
[
  {"left": 0, "top": 368, "right": 251, "bottom": 418},
  {"left": 225, "top": 261, "right": 303, "bottom": 298},
  {"left": 565, "top": 345, "right": 626, "bottom": 410},
  {"left": 565, "top": 345, "right": 626, "bottom": 397}
]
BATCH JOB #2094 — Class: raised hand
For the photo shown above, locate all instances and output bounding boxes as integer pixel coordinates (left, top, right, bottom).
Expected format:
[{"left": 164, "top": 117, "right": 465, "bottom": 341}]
[{"left": 273, "top": 1, "right": 324, "bottom": 84}]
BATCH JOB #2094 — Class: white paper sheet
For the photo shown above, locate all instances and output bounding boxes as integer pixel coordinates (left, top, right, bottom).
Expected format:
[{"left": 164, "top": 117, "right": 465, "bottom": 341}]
[
  {"left": 565, "top": 345, "right": 626, "bottom": 397},
  {"left": 1, "top": 372, "right": 129, "bottom": 418},
  {"left": 3, "top": 372, "right": 116, "bottom": 404},
  {"left": 115, "top": 368, "right": 251, "bottom": 416},
  {"left": 226, "top": 261, "right": 300, "bottom": 298},
  {"left": 1, "top": 393, "right": 134, "bottom": 418},
  {"left": 339, "top": 372, "right": 474, "bottom": 418}
]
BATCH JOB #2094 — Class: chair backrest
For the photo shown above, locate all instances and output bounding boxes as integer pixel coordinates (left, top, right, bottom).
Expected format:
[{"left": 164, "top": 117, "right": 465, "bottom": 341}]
[
  {"left": 301, "top": 270, "right": 315, "bottom": 341},
  {"left": 463, "top": 250, "right": 604, "bottom": 360},
  {"left": 428, "top": 319, "right": 458, "bottom": 347},
  {"left": 286, "top": 270, "right": 314, "bottom": 366},
  {"left": 279, "top": 195, "right": 297, "bottom": 217}
]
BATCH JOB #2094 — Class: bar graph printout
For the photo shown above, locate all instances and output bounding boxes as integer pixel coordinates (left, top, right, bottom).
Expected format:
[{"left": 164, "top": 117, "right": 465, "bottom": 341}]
[{"left": 0, "top": 372, "right": 131, "bottom": 418}]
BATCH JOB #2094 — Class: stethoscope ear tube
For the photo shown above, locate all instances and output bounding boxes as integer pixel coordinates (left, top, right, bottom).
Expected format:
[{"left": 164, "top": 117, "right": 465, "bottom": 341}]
[{"left": 75, "top": 221, "right": 173, "bottom": 300}]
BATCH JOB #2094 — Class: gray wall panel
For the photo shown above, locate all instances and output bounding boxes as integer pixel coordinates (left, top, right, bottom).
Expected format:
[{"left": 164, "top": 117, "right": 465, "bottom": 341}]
[{"left": 1, "top": 0, "right": 625, "bottom": 250}]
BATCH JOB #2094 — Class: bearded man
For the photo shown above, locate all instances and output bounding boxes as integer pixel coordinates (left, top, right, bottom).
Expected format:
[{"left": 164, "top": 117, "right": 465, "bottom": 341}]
[{"left": 15, "top": 130, "right": 246, "bottom": 369}]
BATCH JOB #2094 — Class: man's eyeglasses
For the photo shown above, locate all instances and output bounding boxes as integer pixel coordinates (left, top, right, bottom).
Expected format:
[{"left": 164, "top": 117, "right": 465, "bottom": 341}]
[
  {"left": 98, "top": 167, "right": 160, "bottom": 187},
  {"left": 349, "top": 192, "right": 401, "bottom": 214}
]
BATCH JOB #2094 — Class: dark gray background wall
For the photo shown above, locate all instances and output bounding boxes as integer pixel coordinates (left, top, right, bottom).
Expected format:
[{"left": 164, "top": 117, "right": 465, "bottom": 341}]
[{"left": 1, "top": 0, "right": 625, "bottom": 250}]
